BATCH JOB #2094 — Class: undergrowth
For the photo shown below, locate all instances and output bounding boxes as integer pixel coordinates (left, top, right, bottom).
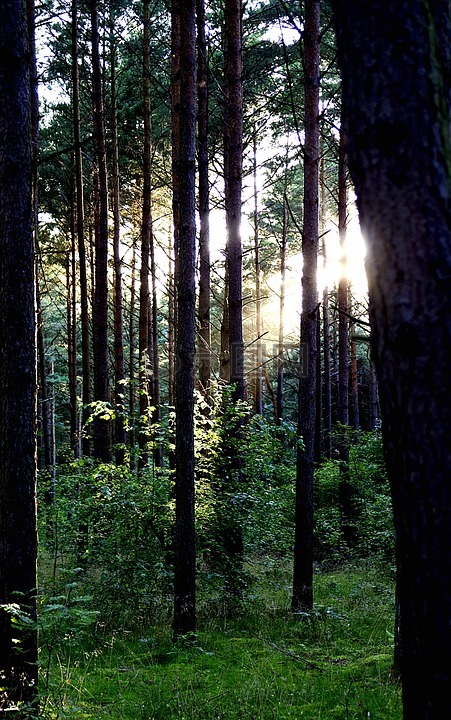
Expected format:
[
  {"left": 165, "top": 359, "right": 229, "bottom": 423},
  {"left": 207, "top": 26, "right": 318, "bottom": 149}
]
[{"left": 39, "top": 562, "right": 401, "bottom": 719}]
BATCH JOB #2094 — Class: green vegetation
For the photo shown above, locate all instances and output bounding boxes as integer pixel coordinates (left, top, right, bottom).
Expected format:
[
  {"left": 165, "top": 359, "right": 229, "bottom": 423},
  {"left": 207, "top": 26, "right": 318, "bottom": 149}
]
[
  {"left": 38, "top": 564, "right": 400, "bottom": 719},
  {"left": 37, "top": 417, "right": 399, "bottom": 719}
]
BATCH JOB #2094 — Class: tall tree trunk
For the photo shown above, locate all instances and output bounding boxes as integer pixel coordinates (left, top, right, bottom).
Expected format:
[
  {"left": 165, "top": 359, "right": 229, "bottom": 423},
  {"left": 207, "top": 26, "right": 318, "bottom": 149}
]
[
  {"left": 220, "top": 0, "right": 245, "bottom": 600},
  {"left": 139, "top": 0, "right": 153, "bottom": 469},
  {"left": 369, "top": 352, "right": 378, "bottom": 430},
  {"left": 110, "top": 14, "right": 126, "bottom": 465},
  {"left": 337, "top": 124, "right": 353, "bottom": 545},
  {"left": 276, "top": 192, "right": 287, "bottom": 424},
  {"left": 150, "top": 223, "right": 162, "bottom": 466},
  {"left": 224, "top": 0, "right": 245, "bottom": 404},
  {"left": 219, "top": 264, "right": 230, "bottom": 381},
  {"left": 66, "top": 228, "right": 78, "bottom": 454},
  {"left": 0, "top": 0, "right": 38, "bottom": 705},
  {"left": 253, "top": 130, "right": 263, "bottom": 414},
  {"left": 291, "top": 0, "right": 320, "bottom": 613},
  {"left": 349, "top": 298, "right": 360, "bottom": 429},
  {"left": 172, "top": 0, "right": 197, "bottom": 640},
  {"left": 168, "top": 227, "right": 176, "bottom": 408},
  {"left": 129, "top": 238, "right": 137, "bottom": 468},
  {"left": 197, "top": 0, "right": 211, "bottom": 397},
  {"left": 332, "top": 2, "right": 451, "bottom": 715},
  {"left": 90, "top": 0, "right": 111, "bottom": 462},
  {"left": 320, "top": 156, "right": 332, "bottom": 458},
  {"left": 72, "top": 0, "right": 90, "bottom": 457}
]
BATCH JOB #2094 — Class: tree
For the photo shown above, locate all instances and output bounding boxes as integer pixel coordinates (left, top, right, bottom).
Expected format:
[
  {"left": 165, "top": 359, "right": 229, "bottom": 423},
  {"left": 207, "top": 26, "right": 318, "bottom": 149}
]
[
  {"left": 196, "top": 0, "right": 211, "bottom": 398},
  {"left": 332, "top": 1, "right": 451, "bottom": 717},
  {"left": 90, "top": 0, "right": 111, "bottom": 462},
  {"left": 291, "top": 0, "right": 320, "bottom": 613},
  {"left": 172, "top": 0, "right": 197, "bottom": 640},
  {"left": 0, "top": 0, "right": 38, "bottom": 709}
]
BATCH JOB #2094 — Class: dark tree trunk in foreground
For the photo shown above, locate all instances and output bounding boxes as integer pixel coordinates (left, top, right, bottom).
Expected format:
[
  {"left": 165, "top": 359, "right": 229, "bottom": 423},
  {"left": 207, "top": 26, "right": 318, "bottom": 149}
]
[
  {"left": 332, "top": 2, "right": 451, "bottom": 717},
  {"left": 172, "top": 0, "right": 197, "bottom": 640},
  {"left": 0, "top": 0, "right": 38, "bottom": 708},
  {"left": 90, "top": 0, "right": 111, "bottom": 462},
  {"left": 197, "top": 0, "right": 211, "bottom": 397},
  {"left": 292, "top": 0, "right": 320, "bottom": 613}
]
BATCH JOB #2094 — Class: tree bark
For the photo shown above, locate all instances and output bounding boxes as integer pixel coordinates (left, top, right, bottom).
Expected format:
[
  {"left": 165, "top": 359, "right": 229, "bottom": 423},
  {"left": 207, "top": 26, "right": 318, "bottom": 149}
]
[
  {"left": 139, "top": 0, "right": 153, "bottom": 470},
  {"left": 292, "top": 0, "right": 320, "bottom": 613},
  {"left": 72, "top": 0, "right": 90, "bottom": 457},
  {"left": 337, "top": 125, "right": 353, "bottom": 545},
  {"left": 332, "top": 1, "right": 451, "bottom": 716},
  {"left": 172, "top": 0, "right": 197, "bottom": 640},
  {"left": 0, "top": 0, "right": 38, "bottom": 706},
  {"left": 110, "top": 13, "right": 126, "bottom": 465},
  {"left": 276, "top": 194, "right": 287, "bottom": 424},
  {"left": 197, "top": 0, "right": 211, "bottom": 397},
  {"left": 90, "top": 0, "right": 111, "bottom": 462},
  {"left": 253, "top": 130, "right": 263, "bottom": 414},
  {"left": 224, "top": 0, "right": 245, "bottom": 404},
  {"left": 320, "top": 155, "right": 332, "bottom": 458}
]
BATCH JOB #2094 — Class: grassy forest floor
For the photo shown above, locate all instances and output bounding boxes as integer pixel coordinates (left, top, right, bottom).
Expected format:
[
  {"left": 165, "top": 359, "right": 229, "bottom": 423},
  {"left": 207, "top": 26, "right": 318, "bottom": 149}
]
[{"left": 39, "top": 561, "right": 402, "bottom": 719}]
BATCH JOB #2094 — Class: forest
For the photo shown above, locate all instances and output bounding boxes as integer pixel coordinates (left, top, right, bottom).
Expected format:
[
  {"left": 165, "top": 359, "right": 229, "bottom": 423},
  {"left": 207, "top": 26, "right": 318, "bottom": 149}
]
[{"left": 0, "top": 0, "right": 450, "bottom": 718}]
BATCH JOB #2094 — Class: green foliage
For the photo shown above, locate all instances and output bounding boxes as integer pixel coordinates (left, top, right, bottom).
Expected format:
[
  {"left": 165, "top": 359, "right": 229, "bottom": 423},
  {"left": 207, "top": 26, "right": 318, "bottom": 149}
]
[
  {"left": 314, "top": 430, "right": 394, "bottom": 564},
  {"left": 38, "top": 564, "right": 401, "bottom": 719}
]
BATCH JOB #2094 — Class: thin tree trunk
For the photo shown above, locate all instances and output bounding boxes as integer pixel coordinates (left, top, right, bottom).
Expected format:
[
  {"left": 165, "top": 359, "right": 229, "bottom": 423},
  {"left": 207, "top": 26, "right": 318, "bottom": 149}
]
[
  {"left": 197, "top": 0, "right": 211, "bottom": 397},
  {"left": 90, "top": 0, "right": 111, "bottom": 462},
  {"left": 224, "top": 0, "right": 245, "bottom": 404},
  {"left": 172, "top": 0, "right": 197, "bottom": 640},
  {"left": 320, "top": 156, "right": 332, "bottom": 458},
  {"left": 168, "top": 227, "right": 176, "bottom": 408},
  {"left": 337, "top": 124, "right": 353, "bottom": 545},
  {"left": 129, "top": 238, "right": 137, "bottom": 468},
  {"left": 276, "top": 193, "right": 287, "bottom": 424},
  {"left": 139, "top": 0, "right": 153, "bottom": 469},
  {"left": 219, "top": 264, "right": 230, "bottom": 382},
  {"left": 150, "top": 223, "right": 162, "bottom": 466},
  {"left": 349, "top": 300, "right": 360, "bottom": 429},
  {"left": 292, "top": 0, "right": 320, "bottom": 613},
  {"left": 66, "top": 233, "right": 77, "bottom": 454},
  {"left": 253, "top": 130, "right": 263, "bottom": 414},
  {"left": 110, "top": 14, "right": 126, "bottom": 464},
  {"left": 72, "top": 0, "right": 90, "bottom": 457},
  {"left": 369, "top": 352, "right": 378, "bottom": 430}
]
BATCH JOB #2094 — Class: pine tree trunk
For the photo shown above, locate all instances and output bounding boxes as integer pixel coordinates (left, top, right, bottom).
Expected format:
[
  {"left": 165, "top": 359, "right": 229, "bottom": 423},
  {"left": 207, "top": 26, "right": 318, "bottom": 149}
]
[
  {"left": 337, "top": 125, "right": 352, "bottom": 546},
  {"left": 139, "top": 0, "right": 153, "bottom": 469},
  {"left": 197, "top": 0, "right": 211, "bottom": 397},
  {"left": 292, "top": 0, "right": 320, "bottom": 613},
  {"left": 129, "top": 239, "right": 137, "bottom": 468},
  {"left": 0, "top": 0, "right": 38, "bottom": 704},
  {"left": 276, "top": 194, "right": 287, "bottom": 424},
  {"left": 110, "top": 16, "right": 126, "bottom": 465},
  {"left": 253, "top": 131, "right": 263, "bottom": 414},
  {"left": 172, "top": 0, "right": 197, "bottom": 640},
  {"left": 90, "top": 0, "right": 111, "bottom": 462},
  {"left": 72, "top": 0, "right": 90, "bottom": 457},
  {"left": 320, "top": 156, "right": 332, "bottom": 458},
  {"left": 332, "top": 2, "right": 451, "bottom": 714}
]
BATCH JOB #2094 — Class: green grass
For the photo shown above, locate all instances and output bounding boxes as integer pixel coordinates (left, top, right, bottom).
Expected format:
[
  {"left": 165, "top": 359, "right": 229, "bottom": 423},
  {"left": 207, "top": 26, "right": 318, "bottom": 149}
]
[{"left": 39, "top": 563, "right": 402, "bottom": 719}]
